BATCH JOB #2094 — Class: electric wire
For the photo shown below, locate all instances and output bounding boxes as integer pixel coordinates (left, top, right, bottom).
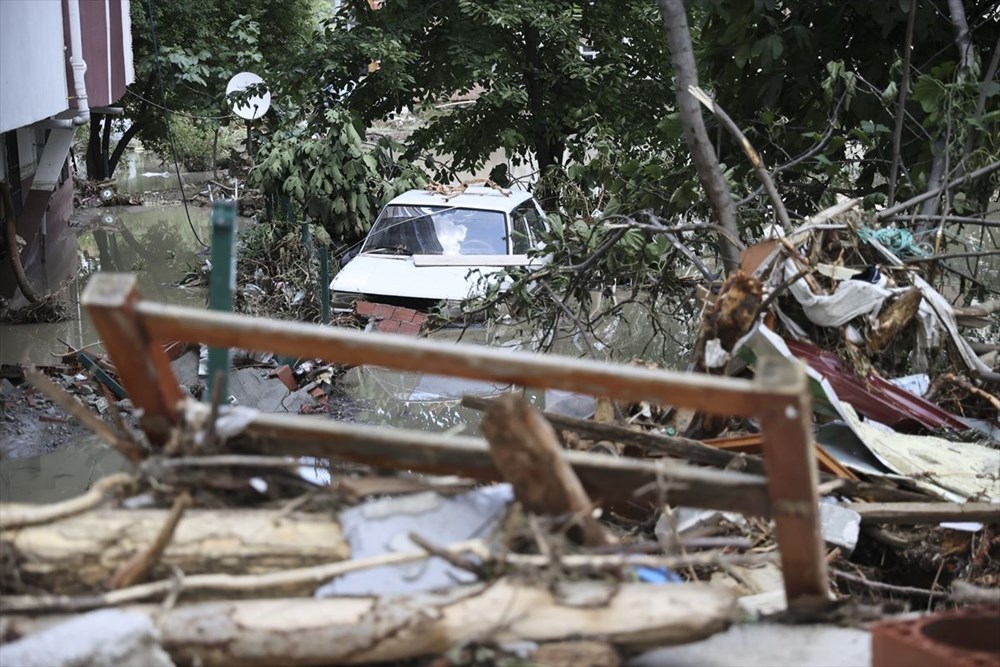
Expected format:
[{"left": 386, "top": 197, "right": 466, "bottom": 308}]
[
  {"left": 143, "top": 0, "right": 209, "bottom": 248},
  {"left": 127, "top": 88, "right": 234, "bottom": 121}
]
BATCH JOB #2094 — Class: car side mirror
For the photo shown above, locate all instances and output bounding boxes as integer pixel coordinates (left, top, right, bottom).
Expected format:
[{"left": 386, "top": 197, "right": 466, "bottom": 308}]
[{"left": 340, "top": 246, "right": 359, "bottom": 269}]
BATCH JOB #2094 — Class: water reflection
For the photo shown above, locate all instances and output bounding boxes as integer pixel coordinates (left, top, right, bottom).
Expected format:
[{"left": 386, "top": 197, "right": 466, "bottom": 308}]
[{"left": 0, "top": 436, "right": 133, "bottom": 504}]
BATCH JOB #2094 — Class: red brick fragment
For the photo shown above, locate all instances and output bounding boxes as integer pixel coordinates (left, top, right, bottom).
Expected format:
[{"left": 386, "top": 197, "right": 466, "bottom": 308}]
[{"left": 355, "top": 301, "right": 376, "bottom": 317}]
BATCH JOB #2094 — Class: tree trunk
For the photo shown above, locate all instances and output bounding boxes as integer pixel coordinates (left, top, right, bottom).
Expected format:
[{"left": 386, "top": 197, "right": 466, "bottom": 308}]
[
  {"left": 658, "top": 0, "right": 741, "bottom": 274},
  {"left": 86, "top": 115, "right": 104, "bottom": 180},
  {"left": 108, "top": 119, "right": 144, "bottom": 177},
  {"left": 101, "top": 114, "right": 113, "bottom": 178},
  {"left": 2, "top": 509, "right": 348, "bottom": 595}
]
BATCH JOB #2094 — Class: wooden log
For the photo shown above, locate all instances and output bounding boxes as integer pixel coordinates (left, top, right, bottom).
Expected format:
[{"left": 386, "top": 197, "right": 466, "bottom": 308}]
[
  {"left": 480, "top": 394, "right": 613, "bottom": 546},
  {"left": 152, "top": 580, "right": 736, "bottom": 666},
  {"left": 228, "top": 404, "right": 772, "bottom": 517},
  {"left": 76, "top": 273, "right": 801, "bottom": 419},
  {"left": 2, "top": 509, "right": 348, "bottom": 594},
  {"left": 849, "top": 502, "right": 1000, "bottom": 525}
]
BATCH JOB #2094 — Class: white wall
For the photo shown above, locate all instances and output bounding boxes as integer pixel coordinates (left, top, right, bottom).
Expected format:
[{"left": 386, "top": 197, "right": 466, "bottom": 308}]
[{"left": 0, "top": 1, "right": 70, "bottom": 134}]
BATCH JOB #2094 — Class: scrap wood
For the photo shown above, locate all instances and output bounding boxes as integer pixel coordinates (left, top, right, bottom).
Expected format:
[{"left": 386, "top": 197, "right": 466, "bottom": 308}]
[
  {"left": 463, "top": 395, "right": 920, "bottom": 502},
  {"left": 929, "top": 373, "right": 1000, "bottom": 414},
  {"left": 2, "top": 508, "right": 348, "bottom": 595},
  {"left": 847, "top": 502, "right": 1000, "bottom": 525},
  {"left": 24, "top": 368, "right": 144, "bottom": 463},
  {"left": 702, "top": 434, "right": 858, "bottom": 481},
  {"left": 225, "top": 402, "right": 774, "bottom": 517},
  {"left": 480, "top": 394, "right": 613, "bottom": 546},
  {"left": 150, "top": 579, "right": 735, "bottom": 666},
  {"left": 0, "top": 473, "right": 135, "bottom": 530}
]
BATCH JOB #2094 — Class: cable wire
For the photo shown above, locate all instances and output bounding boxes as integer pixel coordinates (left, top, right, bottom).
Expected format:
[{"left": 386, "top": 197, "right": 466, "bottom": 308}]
[
  {"left": 143, "top": 0, "right": 209, "bottom": 248},
  {"left": 128, "top": 88, "right": 234, "bottom": 121}
]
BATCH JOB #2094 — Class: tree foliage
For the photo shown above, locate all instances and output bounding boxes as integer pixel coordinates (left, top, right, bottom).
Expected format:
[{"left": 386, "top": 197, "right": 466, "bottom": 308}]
[
  {"left": 291, "top": 0, "right": 676, "bottom": 185},
  {"left": 85, "top": 0, "right": 316, "bottom": 180}
]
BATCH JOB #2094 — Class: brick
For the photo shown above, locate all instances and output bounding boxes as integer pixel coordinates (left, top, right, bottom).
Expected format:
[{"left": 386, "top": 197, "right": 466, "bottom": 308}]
[
  {"left": 272, "top": 365, "right": 297, "bottom": 392},
  {"left": 397, "top": 321, "right": 422, "bottom": 335},
  {"left": 377, "top": 320, "right": 401, "bottom": 333},
  {"left": 393, "top": 307, "right": 419, "bottom": 323},
  {"left": 355, "top": 301, "right": 376, "bottom": 317},
  {"left": 371, "top": 304, "right": 394, "bottom": 320}
]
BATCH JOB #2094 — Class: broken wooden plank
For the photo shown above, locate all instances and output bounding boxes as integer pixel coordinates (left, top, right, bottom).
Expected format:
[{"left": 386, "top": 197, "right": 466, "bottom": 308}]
[
  {"left": 480, "top": 394, "right": 613, "bottom": 546},
  {"left": 849, "top": 502, "right": 1000, "bottom": 525},
  {"left": 216, "top": 403, "right": 771, "bottom": 517},
  {"left": 81, "top": 274, "right": 184, "bottom": 443},
  {"left": 463, "top": 394, "right": 751, "bottom": 471},
  {"left": 152, "top": 580, "right": 737, "bottom": 666},
  {"left": 84, "top": 281, "right": 803, "bottom": 418},
  {"left": 755, "top": 354, "right": 830, "bottom": 610},
  {"left": 702, "top": 433, "right": 858, "bottom": 480}
]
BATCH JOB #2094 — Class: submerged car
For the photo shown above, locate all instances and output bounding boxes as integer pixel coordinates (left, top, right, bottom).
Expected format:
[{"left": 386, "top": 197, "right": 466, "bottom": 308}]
[{"left": 330, "top": 186, "right": 549, "bottom": 311}]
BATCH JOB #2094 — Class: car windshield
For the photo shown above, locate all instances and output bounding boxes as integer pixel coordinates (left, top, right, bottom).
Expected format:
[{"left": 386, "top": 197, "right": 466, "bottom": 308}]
[{"left": 362, "top": 205, "right": 509, "bottom": 256}]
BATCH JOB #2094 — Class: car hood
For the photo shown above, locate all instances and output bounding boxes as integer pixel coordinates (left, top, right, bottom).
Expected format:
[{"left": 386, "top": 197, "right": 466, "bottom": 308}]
[{"left": 330, "top": 255, "right": 509, "bottom": 301}]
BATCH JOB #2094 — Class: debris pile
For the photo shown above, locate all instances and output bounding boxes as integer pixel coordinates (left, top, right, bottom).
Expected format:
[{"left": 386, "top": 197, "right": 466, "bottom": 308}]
[{"left": 0, "top": 202, "right": 998, "bottom": 666}]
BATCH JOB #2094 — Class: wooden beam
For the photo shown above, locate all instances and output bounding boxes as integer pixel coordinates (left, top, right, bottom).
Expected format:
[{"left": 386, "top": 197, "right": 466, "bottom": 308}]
[
  {"left": 849, "top": 502, "right": 1000, "bottom": 525},
  {"left": 130, "top": 300, "right": 794, "bottom": 418},
  {"left": 81, "top": 274, "right": 184, "bottom": 443},
  {"left": 755, "top": 355, "right": 830, "bottom": 610},
  {"left": 479, "top": 394, "right": 613, "bottom": 546},
  {"left": 215, "top": 404, "right": 772, "bottom": 517}
]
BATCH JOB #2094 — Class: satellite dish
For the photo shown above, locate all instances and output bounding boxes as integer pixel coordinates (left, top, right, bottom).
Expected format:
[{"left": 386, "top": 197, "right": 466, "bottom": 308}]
[{"left": 226, "top": 72, "right": 271, "bottom": 121}]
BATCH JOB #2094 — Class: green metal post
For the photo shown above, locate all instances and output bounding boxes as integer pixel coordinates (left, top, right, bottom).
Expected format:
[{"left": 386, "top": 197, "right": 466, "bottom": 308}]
[
  {"left": 319, "top": 245, "right": 330, "bottom": 325},
  {"left": 207, "top": 199, "right": 237, "bottom": 402}
]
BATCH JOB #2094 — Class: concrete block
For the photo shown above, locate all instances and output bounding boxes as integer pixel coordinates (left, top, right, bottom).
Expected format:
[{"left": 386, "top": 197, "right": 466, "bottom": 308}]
[{"left": 819, "top": 502, "right": 861, "bottom": 554}]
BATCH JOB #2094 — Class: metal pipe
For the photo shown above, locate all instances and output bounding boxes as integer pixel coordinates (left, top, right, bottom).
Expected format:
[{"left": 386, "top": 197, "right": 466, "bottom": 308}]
[
  {"left": 207, "top": 199, "right": 237, "bottom": 401},
  {"left": 65, "top": 0, "right": 91, "bottom": 126}
]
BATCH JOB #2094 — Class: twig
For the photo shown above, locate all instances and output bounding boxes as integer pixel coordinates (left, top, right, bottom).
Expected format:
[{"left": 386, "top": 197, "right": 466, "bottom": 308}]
[
  {"left": 153, "top": 455, "right": 302, "bottom": 470},
  {"left": 109, "top": 491, "right": 192, "bottom": 589},
  {"left": 886, "top": 215, "right": 1000, "bottom": 228},
  {"left": 831, "top": 569, "right": 942, "bottom": 599},
  {"left": 25, "top": 369, "right": 144, "bottom": 463},
  {"left": 0, "top": 473, "right": 135, "bottom": 530},
  {"left": 876, "top": 160, "right": 1000, "bottom": 220},
  {"left": 905, "top": 249, "right": 1000, "bottom": 263},
  {"left": 689, "top": 85, "right": 792, "bottom": 234},
  {"left": 409, "top": 533, "right": 483, "bottom": 575}
]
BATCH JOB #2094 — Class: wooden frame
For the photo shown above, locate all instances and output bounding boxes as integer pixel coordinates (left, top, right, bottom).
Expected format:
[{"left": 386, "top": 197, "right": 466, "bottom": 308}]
[{"left": 83, "top": 273, "right": 830, "bottom": 610}]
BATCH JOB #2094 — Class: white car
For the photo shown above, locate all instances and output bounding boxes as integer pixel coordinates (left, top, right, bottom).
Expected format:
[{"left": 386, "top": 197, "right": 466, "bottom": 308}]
[{"left": 330, "top": 186, "right": 549, "bottom": 310}]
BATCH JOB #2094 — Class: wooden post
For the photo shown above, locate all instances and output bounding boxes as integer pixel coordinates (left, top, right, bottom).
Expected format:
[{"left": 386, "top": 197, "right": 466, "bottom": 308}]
[
  {"left": 754, "top": 354, "right": 830, "bottom": 611},
  {"left": 82, "top": 274, "right": 184, "bottom": 444}
]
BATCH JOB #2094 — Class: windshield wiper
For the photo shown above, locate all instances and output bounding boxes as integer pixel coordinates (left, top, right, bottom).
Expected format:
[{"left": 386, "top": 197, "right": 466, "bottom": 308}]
[{"left": 365, "top": 246, "right": 413, "bottom": 256}]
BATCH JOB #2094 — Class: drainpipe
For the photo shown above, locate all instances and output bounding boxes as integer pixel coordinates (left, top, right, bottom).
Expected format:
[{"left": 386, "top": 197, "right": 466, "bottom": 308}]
[{"left": 48, "top": 0, "right": 91, "bottom": 128}]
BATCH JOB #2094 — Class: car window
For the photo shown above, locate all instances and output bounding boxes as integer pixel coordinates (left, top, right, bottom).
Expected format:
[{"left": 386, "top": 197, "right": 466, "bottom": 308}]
[
  {"left": 363, "top": 205, "right": 507, "bottom": 255},
  {"left": 510, "top": 203, "right": 545, "bottom": 253}
]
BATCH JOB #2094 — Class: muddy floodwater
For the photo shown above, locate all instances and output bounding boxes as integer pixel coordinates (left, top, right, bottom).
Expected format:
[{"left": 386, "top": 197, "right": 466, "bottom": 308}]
[{"left": 0, "top": 192, "right": 695, "bottom": 503}]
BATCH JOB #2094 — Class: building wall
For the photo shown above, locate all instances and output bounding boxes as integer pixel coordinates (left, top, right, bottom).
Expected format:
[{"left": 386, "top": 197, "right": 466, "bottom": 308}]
[{"left": 0, "top": 1, "right": 70, "bottom": 134}]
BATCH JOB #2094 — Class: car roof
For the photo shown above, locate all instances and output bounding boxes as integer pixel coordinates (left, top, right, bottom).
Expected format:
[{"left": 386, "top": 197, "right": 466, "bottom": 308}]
[{"left": 387, "top": 186, "right": 535, "bottom": 213}]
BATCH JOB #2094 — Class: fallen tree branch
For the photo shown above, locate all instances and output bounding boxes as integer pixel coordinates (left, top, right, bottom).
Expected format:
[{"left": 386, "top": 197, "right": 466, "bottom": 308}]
[
  {"left": 0, "top": 473, "right": 135, "bottom": 530},
  {"left": 689, "top": 85, "right": 792, "bottom": 234},
  {"left": 831, "top": 569, "right": 942, "bottom": 599}
]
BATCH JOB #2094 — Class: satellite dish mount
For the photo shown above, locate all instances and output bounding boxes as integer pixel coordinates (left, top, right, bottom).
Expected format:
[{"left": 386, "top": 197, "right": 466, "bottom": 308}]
[{"left": 225, "top": 72, "right": 271, "bottom": 166}]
